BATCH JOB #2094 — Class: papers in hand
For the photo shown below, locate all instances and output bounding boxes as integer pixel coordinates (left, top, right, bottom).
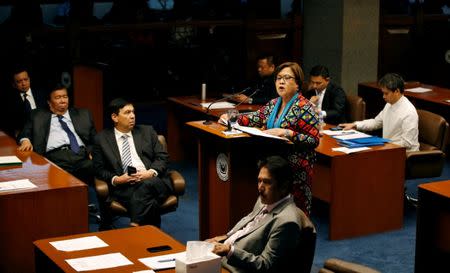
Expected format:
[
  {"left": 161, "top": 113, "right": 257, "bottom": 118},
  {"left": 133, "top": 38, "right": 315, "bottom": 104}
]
[
  {"left": 50, "top": 236, "right": 108, "bottom": 252},
  {"left": 139, "top": 252, "right": 185, "bottom": 270},
  {"left": 200, "top": 101, "right": 235, "bottom": 109},
  {"left": 0, "top": 155, "right": 22, "bottom": 166},
  {"left": 233, "top": 124, "right": 288, "bottom": 141},
  {"left": 0, "top": 179, "right": 37, "bottom": 192},
  {"left": 65, "top": 252, "right": 133, "bottom": 272},
  {"left": 405, "top": 87, "right": 432, "bottom": 93}
]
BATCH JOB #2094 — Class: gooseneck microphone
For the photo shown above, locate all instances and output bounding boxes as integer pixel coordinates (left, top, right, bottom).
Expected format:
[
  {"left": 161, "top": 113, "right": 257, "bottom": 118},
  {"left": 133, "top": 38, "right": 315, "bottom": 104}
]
[
  {"left": 234, "top": 88, "right": 261, "bottom": 108},
  {"left": 203, "top": 87, "right": 252, "bottom": 125}
]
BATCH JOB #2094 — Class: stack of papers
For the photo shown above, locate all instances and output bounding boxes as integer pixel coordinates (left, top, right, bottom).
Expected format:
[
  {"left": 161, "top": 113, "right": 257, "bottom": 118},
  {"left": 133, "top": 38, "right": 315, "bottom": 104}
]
[
  {"left": 405, "top": 87, "right": 432, "bottom": 93},
  {"left": 0, "top": 155, "right": 22, "bottom": 166}
]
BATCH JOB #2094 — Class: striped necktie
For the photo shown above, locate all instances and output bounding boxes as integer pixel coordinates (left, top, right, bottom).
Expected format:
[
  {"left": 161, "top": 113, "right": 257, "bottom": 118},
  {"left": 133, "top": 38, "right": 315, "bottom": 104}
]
[{"left": 121, "top": 134, "right": 132, "bottom": 173}]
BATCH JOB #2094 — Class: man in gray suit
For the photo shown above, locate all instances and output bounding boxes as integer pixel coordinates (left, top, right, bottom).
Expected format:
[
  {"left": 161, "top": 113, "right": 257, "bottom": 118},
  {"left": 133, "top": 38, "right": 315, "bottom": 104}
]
[
  {"left": 207, "top": 156, "right": 306, "bottom": 273},
  {"left": 92, "top": 98, "right": 172, "bottom": 227}
]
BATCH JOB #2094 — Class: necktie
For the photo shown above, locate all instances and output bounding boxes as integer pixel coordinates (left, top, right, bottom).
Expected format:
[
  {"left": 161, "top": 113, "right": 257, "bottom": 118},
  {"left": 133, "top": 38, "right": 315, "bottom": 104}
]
[
  {"left": 57, "top": 115, "right": 80, "bottom": 153},
  {"left": 121, "top": 134, "right": 132, "bottom": 172},
  {"left": 23, "top": 93, "right": 32, "bottom": 113}
]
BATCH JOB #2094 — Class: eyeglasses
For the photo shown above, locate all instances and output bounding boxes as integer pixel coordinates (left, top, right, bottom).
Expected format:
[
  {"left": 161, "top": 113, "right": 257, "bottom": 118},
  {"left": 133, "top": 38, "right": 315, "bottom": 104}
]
[{"left": 276, "top": 75, "right": 295, "bottom": 82}]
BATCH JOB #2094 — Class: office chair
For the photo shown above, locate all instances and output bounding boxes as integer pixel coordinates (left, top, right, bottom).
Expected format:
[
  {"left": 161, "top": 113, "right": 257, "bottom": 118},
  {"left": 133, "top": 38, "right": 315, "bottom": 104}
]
[
  {"left": 405, "top": 109, "right": 449, "bottom": 205},
  {"left": 318, "top": 258, "right": 381, "bottom": 273},
  {"left": 95, "top": 135, "right": 186, "bottom": 229},
  {"left": 345, "top": 94, "right": 366, "bottom": 122},
  {"left": 297, "top": 209, "right": 317, "bottom": 273}
]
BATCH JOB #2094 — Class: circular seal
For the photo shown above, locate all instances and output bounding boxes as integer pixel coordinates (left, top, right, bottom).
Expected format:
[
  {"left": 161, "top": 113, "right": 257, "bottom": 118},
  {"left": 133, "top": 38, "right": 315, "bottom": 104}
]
[
  {"left": 445, "top": 50, "right": 450, "bottom": 64},
  {"left": 216, "top": 153, "right": 229, "bottom": 182}
]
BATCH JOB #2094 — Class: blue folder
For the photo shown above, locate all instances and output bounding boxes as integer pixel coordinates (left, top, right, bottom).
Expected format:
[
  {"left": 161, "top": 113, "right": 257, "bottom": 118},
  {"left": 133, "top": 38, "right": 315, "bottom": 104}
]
[{"left": 337, "top": 136, "right": 390, "bottom": 148}]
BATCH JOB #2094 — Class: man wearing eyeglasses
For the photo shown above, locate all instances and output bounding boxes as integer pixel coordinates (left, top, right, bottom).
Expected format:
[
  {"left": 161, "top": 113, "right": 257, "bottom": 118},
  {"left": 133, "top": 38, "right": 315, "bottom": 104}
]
[{"left": 304, "top": 65, "right": 347, "bottom": 125}]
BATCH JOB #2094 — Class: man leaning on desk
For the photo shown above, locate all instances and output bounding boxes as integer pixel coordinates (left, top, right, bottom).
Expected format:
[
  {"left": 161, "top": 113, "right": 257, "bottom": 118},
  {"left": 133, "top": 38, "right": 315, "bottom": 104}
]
[
  {"left": 17, "top": 84, "right": 96, "bottom": 183},
  {"left": 207, "top": 156, "right": 309, "bottom": 273},
  {"left": 340, "top": 73, "right": 419, "bottom": 151}
]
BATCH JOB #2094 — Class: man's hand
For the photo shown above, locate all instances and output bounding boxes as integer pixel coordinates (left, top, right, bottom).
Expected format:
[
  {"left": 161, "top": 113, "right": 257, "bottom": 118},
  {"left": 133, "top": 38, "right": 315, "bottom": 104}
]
[
  {"left": 134, "top": 169, "right": 157, "bottom": 181},
  {"left": 114, "top": 173, "right": 137, "bottom": 185},
  {"left": 309, "top": 95, "right": 319, "bottom": 105},
  {"left": 338, "top": 123, "right": 357, "bottom": 130},
  {"left": 212, "top": 243, "right": 231, "bottom": 256},
  {"left": 17, "top": 139, "right": 33, "bottom": 151}
]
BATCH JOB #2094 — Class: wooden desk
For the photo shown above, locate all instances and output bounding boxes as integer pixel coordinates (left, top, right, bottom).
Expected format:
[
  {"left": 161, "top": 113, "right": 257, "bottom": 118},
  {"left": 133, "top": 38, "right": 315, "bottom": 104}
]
[
  {"left": 415, "top": 181, "right": 450, "bottom": 273},
  {"left": 34, "top": 225, "right": 229, "bottom": 273},
  {"left": 0, "top": 131, "right": 88, "bottom": 273},
  {"left": 358, "top": 82, "right": 450, "bottom": 121},
  {"left": 314, "top": 127, "right": 406, "bottom": 240},
  {"left": 167, "top": 96, "right": 261, "bottom": 161}
]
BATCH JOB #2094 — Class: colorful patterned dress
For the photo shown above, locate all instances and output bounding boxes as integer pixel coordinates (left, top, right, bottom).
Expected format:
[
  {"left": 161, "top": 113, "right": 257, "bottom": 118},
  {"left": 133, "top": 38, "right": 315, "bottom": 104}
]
[{"left": 237, "top": 93, "right": 320, "bottom": 215}]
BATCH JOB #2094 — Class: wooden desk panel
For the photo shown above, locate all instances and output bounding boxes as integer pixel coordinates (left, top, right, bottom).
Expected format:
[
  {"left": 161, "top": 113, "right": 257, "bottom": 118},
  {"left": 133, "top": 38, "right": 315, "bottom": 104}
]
[
  {"left": 34, "top": 225, "right": 230, "bottom": 273},
  {"left": 0, "top": 131, "right": 88, "bottom": 273},
  {"left": 415, "top": 180, "right": 450, "bottom": 273},
  {"left": 167, "top": 96, "right": 260, "bottom": 161}
]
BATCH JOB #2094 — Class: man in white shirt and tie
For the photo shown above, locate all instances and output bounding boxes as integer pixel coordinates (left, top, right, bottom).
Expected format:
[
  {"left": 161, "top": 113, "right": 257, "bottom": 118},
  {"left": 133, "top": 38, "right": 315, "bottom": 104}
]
[
  {"left": 92, "top": 98, "right": 172, "bottom": 227},
  {"left": 207, "top": 156, "right": 310, "bottom": 273}
]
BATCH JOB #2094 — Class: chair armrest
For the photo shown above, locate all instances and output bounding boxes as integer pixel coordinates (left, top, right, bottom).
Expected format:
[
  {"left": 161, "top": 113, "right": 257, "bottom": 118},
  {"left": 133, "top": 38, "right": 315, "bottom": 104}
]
[
  {"left": 406, "top": 150, "right": 445, "bottom": 161},
  {"left": 168, "top": 170, "right": 186, "bottom": 195},
  {"left": 324, "top": 258, "right": 381, "bottom": 273},
  {"left": 95, "top": 179, "right": 109, "bottom": 202}
]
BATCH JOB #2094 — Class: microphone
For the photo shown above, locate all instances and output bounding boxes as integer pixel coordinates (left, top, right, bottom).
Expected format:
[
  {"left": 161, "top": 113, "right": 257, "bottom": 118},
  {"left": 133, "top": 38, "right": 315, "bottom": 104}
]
[
  {"left": 234, "top": 88, "right": 261, "bottom": 108},
  {"left": 203, "top": 87, "right": 251, "bottom": 125}
]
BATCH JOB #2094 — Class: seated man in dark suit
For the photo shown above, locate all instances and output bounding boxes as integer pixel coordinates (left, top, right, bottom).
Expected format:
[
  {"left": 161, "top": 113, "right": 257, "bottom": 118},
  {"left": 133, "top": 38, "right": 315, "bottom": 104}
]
[
  {"left": 231, "top": 54, "right": 278, "bottom": 105},
  {"left": 207, "top": 156, "right": 307, "bottom": 273},
  {"left": 17, "top": 84, "right": 96, "bottom": 185},
  {"left": 304, "top": 65, "right": 347, "bottom": 125},
  {"left": 92, "top": 98, "right": 173, "bottom": 227},
  {"left": 2, "top": 67, "right": 47, "bottom": 137}
]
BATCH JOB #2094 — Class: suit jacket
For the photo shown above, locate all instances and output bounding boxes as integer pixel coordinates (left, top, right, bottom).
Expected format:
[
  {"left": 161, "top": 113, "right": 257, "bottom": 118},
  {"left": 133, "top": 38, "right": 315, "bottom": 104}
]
[
  {"left": 250, "top": 75, "right": 277, "bottom": 105},
  {"left": 1, "top": 87, "right": 47, "bottom": 137},
  {"left": 17, "top": 107, "right": 96, "bottom": 155},
  {"left": 92, "top": 125, "right": 172, "bottom": 191},
  {"left": 222, "top": 196, "right": 303, "bottom": 273},
  {"left": 304, "top": 82, "right": 347, "bottom": 125}
]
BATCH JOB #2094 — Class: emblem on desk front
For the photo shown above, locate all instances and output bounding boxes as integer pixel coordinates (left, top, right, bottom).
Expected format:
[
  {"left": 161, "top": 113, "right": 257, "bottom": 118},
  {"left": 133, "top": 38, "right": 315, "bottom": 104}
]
[
  {"left": 445, "top": 50, "right": 450, "bottom": 64},
  {"left": 216, "top": 153, "right": 229, "bottom": 182}
]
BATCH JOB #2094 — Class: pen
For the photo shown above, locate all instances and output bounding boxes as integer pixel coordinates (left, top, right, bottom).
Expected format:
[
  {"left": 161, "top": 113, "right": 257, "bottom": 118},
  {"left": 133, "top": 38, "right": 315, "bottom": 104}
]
[{"left": 158, "top": 258, "right": 175, "bottom": 263}]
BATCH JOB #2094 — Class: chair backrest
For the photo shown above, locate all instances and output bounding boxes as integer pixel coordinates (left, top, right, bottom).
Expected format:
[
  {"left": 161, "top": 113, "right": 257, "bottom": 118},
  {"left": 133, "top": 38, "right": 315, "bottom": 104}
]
[
  {"left": 296, "top": 209, "right": 317, "bottom": 273},
  {"left": 158, "top": 135, "right": 168, "bottom": 151},
  {"left": 345, "top": 94, "right": 366, "bottom": 122},
  {"left": 417, "top": 109, "right": 449, "bottom": 151}
]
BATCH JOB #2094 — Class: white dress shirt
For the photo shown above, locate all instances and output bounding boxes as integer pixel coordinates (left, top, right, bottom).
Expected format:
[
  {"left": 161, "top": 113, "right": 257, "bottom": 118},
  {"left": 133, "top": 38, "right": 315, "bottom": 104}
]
[
  {"left": 355, "top": 95, "right": 419, "bottom": 151},
  {"left": 315, "top": 88, "right": 327, "bottom": 117},
  {"left": 21, "top": 88, "right": 37, "bottom": 110},
  {"left": 114, "top": 128, "right": 146, "bottom": 172},
  {"left": 46, "top": 111, "right": 85, "bottom": 152}
]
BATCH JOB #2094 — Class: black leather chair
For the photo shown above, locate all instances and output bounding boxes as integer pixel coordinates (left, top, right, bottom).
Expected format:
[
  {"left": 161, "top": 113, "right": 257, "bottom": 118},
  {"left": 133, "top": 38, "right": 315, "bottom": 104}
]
[
  {"left": 95, "top": 135, "right": 186, "bottom": 229},
  {"left": 297, "top": 209, "right": 317, "bottom": 273},
  {"left": 345, "top": 94, "right": 366, "bottom": 122},
  {"left": 319, "top": 258, "right": 381, "bottom": 273}
]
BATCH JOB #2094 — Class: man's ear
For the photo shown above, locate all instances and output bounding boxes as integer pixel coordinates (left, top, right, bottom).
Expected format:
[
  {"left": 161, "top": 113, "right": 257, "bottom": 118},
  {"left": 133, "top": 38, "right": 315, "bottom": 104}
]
[{"left": 111, "top": 113, "right": 118, "bottom": 123}]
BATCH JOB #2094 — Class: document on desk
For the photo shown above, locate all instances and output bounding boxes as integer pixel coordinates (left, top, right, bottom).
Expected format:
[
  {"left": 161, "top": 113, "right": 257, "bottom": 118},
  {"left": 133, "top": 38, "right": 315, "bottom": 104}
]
[
  {"left": 234, "top": 124, "right": 288, "bottom": 141},
  {"left": 50, "top": 235, "right": 108, "bottom": 252},
  {"left": 405, "top": 87, "right": 432, "bottom": 93},
  {"left": 0, "top": 155, "right": 22, "bottom": 166},
  {"left": 322, "top": 129, "right": 358, "bottom": 136},
  {"left": 333, "top": 131, "right": 371, "bottom": 140},
  {"left": 0, "top": 179, "right": 37, "bottom": 192},
  {"left": 139, "top": 252, "right": 185, "bottom": 270},
  {"left": 66, "top": 252, "right": 133, "bottom": 271},
  {"left": 200, "top": 101, "right": 235, "bottom": 109},
  {"left": 332, "top": 147, "right": 371, "bottom": 154}
]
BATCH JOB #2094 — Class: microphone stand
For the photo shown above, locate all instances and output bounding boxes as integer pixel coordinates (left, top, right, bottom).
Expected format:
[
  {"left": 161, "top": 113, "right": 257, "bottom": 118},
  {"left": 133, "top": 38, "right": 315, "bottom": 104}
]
[
  {"left": 225, "top": 89, "right": 261, "bottom": 131},
  {"left": 203, "top": 87, "right": 251, "bottom": 125}
]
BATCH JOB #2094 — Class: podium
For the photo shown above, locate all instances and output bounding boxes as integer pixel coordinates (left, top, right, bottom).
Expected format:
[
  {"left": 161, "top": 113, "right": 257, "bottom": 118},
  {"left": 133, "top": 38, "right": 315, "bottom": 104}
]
[{"left": 187, "top": 121, "right": 290, "bottom": 239}]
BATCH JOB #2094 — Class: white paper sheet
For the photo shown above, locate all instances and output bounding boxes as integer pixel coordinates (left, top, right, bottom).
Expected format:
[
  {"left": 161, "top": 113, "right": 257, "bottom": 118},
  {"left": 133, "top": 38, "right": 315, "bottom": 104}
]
[
  {"left": 50, "top": 236, "right": 108, "bottom": 252},
  {"left": 322, "top": 129, "right": 358, "bottom": 136},
  {"left": 133, "top": 270, "right": 155, "bottom": 273},
  {"left": 0, "top": 179, "right": 37, "bottom": 192},
  {"left": 234, "top": 124, "right": 288, "bottom": 141},
  {"left": 405, "top": 87, "right": 432, "bottom": 93},
  {"left": 0, "top": 155, "right": 22, "bottom": 165},
  {"left": 65, "top": 252, "right": 132, "bottom": 272},
  {"left": 333, "top": 131, "right": 372, "bottom": 140},
  {"left": 332, "top": 147, "right": 371, "bottom": 154},
  {"left": 139, "top": 252, "right": 185, "bottom": 270},
  {"left": 200, "top": 101, "right": 235, "bottom": 109}
]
